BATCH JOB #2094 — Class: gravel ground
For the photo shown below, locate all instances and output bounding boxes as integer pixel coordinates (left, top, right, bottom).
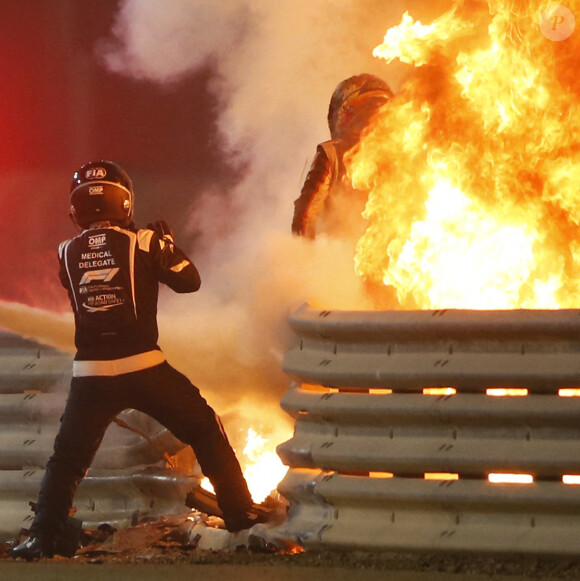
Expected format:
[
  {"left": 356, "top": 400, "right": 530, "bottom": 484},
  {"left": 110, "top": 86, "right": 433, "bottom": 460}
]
[
  {"left": 79, "top": 548, "right": 580, "bottom": 579},
  {"left": 4, "top": 536, "right": 580, "bottom": 580},
  {"left": 3, "top": 514, "right": 580, "bottom": 580}
]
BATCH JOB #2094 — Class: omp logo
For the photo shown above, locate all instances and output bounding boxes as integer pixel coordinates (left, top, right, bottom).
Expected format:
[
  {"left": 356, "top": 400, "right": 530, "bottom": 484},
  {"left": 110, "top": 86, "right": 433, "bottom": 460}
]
[
  {"left": 88, "top": 185, "right": 104, "bottom": 195},
  {"left": 79, "top": 267, "right": 119, "bottom": 285},
  {"left": 85, "top": 167, "right": 107, "bottom": 180},
  {"left": 88, "top": 234, "right": 106, "bottom": 247}
]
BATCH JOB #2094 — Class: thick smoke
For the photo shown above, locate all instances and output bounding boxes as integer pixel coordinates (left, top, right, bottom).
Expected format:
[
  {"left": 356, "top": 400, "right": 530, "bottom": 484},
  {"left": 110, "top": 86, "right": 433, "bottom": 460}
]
[
  {"left": 99, "top": 1, "right": 406, "bottom": 406},
  {"left": 0, "top": 1, "right": 451, "bottom": 445}
]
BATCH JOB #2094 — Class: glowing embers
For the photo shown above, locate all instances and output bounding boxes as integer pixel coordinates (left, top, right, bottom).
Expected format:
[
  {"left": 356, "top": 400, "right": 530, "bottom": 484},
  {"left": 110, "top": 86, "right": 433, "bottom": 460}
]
[
  {"left": 424, "top": 473, "right": 459, "bottom": 480},
  {"left": 301, "top": 383, "right": 339, "bottom": 394},
  {"left": 369, "top": 471, "right": 394, "bottom": 479},
  {"left": 421, "top": 387, "right": 531, "bottom": 396},
  {"left": 558, "top": 389, "right": 580, "bottom": 397},
  {"left": 486, "top": 388, "right": 528, "bottom": 397},
  {"left": 423, "top": 387, "right": 456, "bottom": 395},
  {"left": 302, "top": 384, "right": 552, "bottom": 396},
  {"left": 361, "top": 472, "right": 580, "bottom": 485},
  {"left": 488, "top": 473, "right": 534, "bottom": 484},
  {"left": 485, "top": 475, "right": 580, "bottom": 486},
  {"left": 301, "top": 383, "right": 331, "bottom": 392},
  {"left": 301, "top": 383, "right": 393, "bottom": 394}
]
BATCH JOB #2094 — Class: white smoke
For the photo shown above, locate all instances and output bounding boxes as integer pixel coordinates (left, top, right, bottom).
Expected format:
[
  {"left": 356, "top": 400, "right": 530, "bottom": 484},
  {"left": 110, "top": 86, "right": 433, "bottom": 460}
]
[{"left": 98, "top": 0, "right": 409, "bottom": 381}]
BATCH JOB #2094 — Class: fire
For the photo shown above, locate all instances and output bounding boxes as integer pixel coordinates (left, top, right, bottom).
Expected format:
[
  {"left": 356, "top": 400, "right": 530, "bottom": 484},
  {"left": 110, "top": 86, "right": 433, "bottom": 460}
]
[
  {"left": 345, "top": 0, "right": 580, "bottom": 309},
  {"left": 201, "top": 427, "right": 288, "bottom": 504},
  {"left": 240, "top": 427, "right": 288, "bottom": 503}
]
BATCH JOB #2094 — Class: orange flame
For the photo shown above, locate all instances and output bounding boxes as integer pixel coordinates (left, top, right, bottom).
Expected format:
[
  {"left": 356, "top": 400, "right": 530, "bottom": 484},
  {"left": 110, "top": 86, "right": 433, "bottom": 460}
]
[
  {"left": 345, "top": 0, "right": 580, "bottom": 309},
  {"left": 241, "top": 427, "right": 288, "bottom": 503},
  {"left": 201, "top": 427, "right": 288, "bottom": 504}
]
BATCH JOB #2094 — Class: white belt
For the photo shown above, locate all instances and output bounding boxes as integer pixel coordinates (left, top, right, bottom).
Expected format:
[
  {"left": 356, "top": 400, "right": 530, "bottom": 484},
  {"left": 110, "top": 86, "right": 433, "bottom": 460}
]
[{"left": 73, "top": 350, "right": 166, "bottom": 377}]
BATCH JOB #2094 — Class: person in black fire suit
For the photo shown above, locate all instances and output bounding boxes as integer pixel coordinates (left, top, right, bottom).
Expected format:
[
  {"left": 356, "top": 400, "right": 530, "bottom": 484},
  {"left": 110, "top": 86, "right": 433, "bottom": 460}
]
[
  {"left": 10, "top": 160, "right": 262, "bottom": 560},
  {"left": 292, "top": 73, "right": 394, "bottom": 239}
]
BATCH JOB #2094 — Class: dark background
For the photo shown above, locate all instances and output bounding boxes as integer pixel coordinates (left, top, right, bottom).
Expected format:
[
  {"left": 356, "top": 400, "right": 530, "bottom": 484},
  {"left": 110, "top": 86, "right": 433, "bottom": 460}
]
[{"left": 0, "top": 1, "right": 233, "bottom": 309}]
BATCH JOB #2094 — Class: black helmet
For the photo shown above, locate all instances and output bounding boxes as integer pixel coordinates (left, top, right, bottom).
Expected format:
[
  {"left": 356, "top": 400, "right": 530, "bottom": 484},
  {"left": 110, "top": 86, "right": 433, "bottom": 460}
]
[
  {"left": 69, "top": 160, "right": 134, "bottom": 228},
  {"left": 328, "top": 73, "right": 393, "bottom": 140}
]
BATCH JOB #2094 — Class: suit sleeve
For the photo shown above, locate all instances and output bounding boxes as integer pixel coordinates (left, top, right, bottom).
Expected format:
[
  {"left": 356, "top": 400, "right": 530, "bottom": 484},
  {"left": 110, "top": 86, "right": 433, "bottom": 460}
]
[
  {"left": 147, "top": 231, "right": 201, "bottom": 293},
  {"left": 292, "top": 144, "right": 333, "bottom": 238},
  {"left": 57, "top": 240, "right": 72, "bottom": 291}
]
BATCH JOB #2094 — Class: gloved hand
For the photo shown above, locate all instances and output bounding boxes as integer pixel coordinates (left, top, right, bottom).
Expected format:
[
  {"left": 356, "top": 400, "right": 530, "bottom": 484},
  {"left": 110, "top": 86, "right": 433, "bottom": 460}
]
[{"left": 147, "top": 220, "right": 174, "bottom": 242}]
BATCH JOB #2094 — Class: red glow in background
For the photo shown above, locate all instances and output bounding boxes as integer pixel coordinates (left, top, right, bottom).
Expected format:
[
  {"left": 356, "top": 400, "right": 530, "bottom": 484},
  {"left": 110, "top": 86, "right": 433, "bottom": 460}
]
[{"left": 0, "top": 1, "right": 232, "bottom": 310}]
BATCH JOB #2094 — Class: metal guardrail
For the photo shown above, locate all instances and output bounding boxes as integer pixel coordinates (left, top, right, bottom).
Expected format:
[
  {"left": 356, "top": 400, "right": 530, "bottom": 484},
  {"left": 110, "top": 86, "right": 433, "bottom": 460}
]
[
  {"left": 275, "top": 304, "right": 580, "bottom": 555},
  {"left": 283, "top": 305, "right": 580, "bottom": 392},
  {"left": 0, "top": 331, "right": 196, "bottom": 540},
  {"left": 0, "top": 393, "right": 187, "bottom": 471},
  {"left": 2, "top": 468, "right": 197, "bottom": 535}
]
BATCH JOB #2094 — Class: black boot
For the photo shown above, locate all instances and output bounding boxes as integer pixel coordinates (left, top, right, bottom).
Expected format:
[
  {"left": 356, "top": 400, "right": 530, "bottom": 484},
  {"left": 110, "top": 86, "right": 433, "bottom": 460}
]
[
  {"left": 223, "top": 505, "right": 272, "bottom": 533},
  {"left": 8, "top": 536, "right": 55, "bottom": 560},
  {"left": 57, "top": 516, "right": 83, "bottom": 557},
  {"left": 8, "top": 517, "right": 82, "bottom": 560}
]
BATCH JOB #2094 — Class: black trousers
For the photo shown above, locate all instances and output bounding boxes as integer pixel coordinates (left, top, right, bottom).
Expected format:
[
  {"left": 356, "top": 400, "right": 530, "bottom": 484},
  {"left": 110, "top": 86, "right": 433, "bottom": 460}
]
[{"left": 32, "top": 361, "right": 252, "bottom": 537}]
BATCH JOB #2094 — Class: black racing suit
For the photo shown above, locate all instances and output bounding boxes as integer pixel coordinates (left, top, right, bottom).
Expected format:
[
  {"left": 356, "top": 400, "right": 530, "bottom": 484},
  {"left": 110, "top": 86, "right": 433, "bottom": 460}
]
[
  {"left": 292, "top": 138, "right": 367, "bottom": 240},
  {"left": 292, "top": 141, "right": 339, "bottom": 238},
  {"left": 31, "top": 223, "right": 253, "bottom": 541}
]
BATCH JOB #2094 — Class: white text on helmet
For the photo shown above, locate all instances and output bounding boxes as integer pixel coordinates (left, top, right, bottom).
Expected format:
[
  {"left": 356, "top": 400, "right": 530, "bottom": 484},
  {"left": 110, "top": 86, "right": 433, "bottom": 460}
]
[{"left": 85, "top": 167, "right": 107, "bottom": 179}]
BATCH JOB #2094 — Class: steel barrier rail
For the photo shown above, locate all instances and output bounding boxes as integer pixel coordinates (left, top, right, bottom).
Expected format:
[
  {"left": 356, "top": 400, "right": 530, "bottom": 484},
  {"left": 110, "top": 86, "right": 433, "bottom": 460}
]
[
  {"left": 283, "top": 304, "right": 580, "bottom": 393},
  {"left": 0, "top": 394, "right": 187, "bottom": 470},
  {"left": 286, "top": 305, "right": 580, "bottom": 341},
  {"left": 275, "top": 469, "right": 580, "bottom": 554},
  {"left": 275, "top": 304, "right": 580, "bottom": 555},
  {"left": 0, "top": 393, "right": 66, "bottom": 421},
  {"left": 0, "top": 468, "right": 198, "bottom": 538},
  {"left": 0, "top": 421, "right": 185, "bottom": 470},
  {"left": 277, "top": 385, "right": 580, "bottom": 477},
  {"left": 0, "top": 351, "right": 72, "bottom": 393},
  {"left": 0, "top": 331, "right": 196, "bottom": 541}
]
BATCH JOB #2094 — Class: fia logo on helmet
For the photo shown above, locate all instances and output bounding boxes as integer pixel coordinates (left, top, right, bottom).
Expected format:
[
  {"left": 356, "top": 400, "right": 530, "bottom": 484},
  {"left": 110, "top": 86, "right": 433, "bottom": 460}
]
[{"left": 85, "top": 167, "right": 107, "bottom": 180}]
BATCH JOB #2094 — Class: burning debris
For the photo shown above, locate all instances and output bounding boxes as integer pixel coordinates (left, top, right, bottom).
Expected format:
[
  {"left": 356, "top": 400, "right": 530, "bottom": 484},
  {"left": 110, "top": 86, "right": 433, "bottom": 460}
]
[
  {"left": 3, "top": 487, "right": 290, "bottom": 562},
  {"left": 73, "top": 496, "right": 290, "bottom": 559}
]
